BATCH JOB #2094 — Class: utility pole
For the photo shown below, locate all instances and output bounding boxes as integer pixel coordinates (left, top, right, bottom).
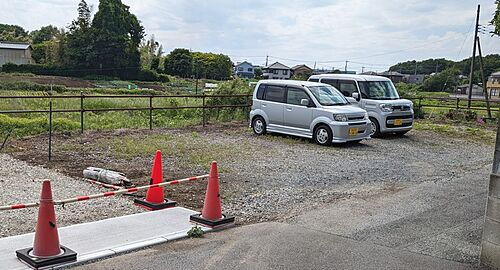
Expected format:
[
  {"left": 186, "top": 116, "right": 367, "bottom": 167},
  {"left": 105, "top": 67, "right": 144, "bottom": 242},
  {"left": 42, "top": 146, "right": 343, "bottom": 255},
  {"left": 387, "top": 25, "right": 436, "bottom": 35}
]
[
  {"left": 477, "top": 36, "right": 492, "bottom": 118},
  {"left": 313, "top": 61, "right": 317, "bottom": 70},
  {"left": 468, "top": 4, "right": 480, "bottom": 109},
  {"left": 414, "top": 62, "right": 418, "bottom": 75},
  {"left": 344, "top": 60, "right": 349, "bottom": 73},
  {"left": 362, "top": 66, "right": 365, "bottom": 73},
  {"left": 265, "top": 55, "right": 269, "bottom": 67},
  {"left": 435, "top": 63, "right": 439, "bottom": 73}
]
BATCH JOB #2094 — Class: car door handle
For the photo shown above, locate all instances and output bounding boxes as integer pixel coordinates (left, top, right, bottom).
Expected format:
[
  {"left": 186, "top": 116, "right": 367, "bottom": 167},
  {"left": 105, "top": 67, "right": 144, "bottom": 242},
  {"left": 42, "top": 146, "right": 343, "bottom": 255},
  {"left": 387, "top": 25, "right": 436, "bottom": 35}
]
[
  {"left": 262, "top": 103, "right": 267, "bottom": 108},
  {"left": 286, "top": 107, "right": 292, "bottom": 111}
]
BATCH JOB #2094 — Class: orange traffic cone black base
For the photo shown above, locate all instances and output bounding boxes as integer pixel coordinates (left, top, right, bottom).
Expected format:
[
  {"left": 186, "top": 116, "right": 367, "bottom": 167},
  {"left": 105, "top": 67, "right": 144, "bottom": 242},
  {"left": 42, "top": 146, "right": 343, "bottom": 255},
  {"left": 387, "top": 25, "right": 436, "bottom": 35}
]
[
  {"left": 190, "top": 213, "right": 235, "bottom": 228},
  {"left": 190, "top": 161, "right": 234, "bottom": 228},
  {"left": 16, "top": 180, "right": 77, "bottom": 269},
  {"left": 134, "top": 198, "right": 177, "bottom": 211},
  {"left": 16, "top": 245, "right": 77, "bottom": 269}
]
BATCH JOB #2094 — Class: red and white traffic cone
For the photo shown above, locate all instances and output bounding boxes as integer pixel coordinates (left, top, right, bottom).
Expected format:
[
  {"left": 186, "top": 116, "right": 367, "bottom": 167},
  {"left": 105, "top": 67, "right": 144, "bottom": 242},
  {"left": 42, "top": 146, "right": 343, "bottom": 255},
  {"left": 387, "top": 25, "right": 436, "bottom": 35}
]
[
  {"left": 190, "top": 161, "right": 234, "bottom": 227},
  {"left": 16, "top": 180, "right": 77, "bottom": 268},
  {"left": 134, "top": 150, "right": 177, "bottom": 210}
]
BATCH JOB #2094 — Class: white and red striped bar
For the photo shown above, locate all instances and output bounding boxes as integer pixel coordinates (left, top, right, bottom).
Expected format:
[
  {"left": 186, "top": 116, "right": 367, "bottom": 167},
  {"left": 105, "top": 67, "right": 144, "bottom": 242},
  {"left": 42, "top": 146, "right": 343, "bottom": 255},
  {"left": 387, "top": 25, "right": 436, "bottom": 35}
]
[
  {"left": 0, "top": 174, "right": 207, "bottom": 211},
  {"left": 82, "top": 178, "right": 124, "bottom": 190},
  {"left": 56, "top": 174, "right": 207, "bottom": 205}
]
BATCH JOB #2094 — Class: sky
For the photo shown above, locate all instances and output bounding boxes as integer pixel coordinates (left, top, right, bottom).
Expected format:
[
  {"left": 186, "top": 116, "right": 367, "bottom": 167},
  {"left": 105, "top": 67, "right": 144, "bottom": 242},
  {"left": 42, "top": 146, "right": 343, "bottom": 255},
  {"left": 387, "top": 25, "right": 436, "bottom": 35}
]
[{"left": 1, "top": 0, "right": 499, "bottom": 72}]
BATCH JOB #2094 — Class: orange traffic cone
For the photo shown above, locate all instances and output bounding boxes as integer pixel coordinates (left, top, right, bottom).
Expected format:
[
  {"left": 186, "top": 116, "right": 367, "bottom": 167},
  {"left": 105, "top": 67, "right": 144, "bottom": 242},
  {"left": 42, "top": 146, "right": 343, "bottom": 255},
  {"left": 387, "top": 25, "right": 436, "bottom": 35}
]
[
  {"left": 134, "top": 150, "right": 176, "bottom": 210},
  {"left": 190, "top": 161, "right": 234, "bottom": 227},
  {"left": 16, "top": 180, "right": 77, "bottom": 268}
]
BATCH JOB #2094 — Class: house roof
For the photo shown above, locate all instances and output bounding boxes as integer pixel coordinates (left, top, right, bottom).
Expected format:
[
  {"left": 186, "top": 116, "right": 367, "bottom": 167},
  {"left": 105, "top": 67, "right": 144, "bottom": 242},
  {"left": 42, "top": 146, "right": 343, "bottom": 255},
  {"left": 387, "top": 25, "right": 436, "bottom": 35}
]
[
  {"left": 235, "top": 61, "right": 252, "bottom": 67},
  {"left": 0, "top": 42, "right": 31, "bottom": 50},
  {"left": 490, "top": 71, "right": 500, "bottom": 77},
  {"left": 291, "top": 64, "right": 312, "bottom": 71},
  {"left": 378, "top": 71, "right": 404, "bottom": 77},
  {"left": 265, "top": 62, "right": 290, "bottom": 70}
]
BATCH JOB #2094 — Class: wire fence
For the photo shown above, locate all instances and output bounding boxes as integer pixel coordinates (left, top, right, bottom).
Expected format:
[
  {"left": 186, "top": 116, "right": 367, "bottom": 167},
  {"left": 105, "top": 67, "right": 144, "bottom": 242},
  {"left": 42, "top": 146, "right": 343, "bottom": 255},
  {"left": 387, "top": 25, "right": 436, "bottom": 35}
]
[
  {"left": 0, "top": 93, "right": 497, "bottom": 160},
  {"left": 0, "top": 93, "right": 253, "bottom": 160}
]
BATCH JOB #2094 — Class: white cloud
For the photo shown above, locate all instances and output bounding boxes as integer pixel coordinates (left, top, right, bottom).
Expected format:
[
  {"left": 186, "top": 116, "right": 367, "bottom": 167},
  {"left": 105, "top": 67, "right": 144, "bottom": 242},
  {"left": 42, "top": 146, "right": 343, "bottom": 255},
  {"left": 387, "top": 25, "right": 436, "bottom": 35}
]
[{"left": 1, "top": 0, "right": 499, "bottom": 72}]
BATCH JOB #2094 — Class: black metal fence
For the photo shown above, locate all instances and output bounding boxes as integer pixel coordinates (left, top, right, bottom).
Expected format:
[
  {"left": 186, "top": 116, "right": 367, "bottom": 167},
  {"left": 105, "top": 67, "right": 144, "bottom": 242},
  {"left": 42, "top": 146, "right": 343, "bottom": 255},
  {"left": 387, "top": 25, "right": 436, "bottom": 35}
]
[{"left": 0, "top": 93, "right": 253, "bottom": 160}]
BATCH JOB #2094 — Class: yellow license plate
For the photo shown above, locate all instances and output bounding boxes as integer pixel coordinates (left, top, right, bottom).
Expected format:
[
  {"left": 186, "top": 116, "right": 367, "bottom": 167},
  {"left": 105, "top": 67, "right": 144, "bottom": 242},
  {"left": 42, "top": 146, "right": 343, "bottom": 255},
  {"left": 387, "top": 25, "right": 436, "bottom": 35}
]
[
  {"left": 348, "top": 128, "right": 358, "bottom": 136},
  {"left": 394, "top": 119, "right": 403, "bottom": 126}
]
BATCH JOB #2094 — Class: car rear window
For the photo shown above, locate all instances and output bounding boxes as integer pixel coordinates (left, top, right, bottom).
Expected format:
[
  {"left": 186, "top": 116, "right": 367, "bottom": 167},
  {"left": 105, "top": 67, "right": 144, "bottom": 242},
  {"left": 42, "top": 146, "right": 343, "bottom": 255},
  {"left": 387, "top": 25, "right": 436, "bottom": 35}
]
[
  {"left": 264, "top": 85, "right": 286, "bottom": 103},
  {"left": 256, "top": 84, "right": 266, "bottom": 100}
]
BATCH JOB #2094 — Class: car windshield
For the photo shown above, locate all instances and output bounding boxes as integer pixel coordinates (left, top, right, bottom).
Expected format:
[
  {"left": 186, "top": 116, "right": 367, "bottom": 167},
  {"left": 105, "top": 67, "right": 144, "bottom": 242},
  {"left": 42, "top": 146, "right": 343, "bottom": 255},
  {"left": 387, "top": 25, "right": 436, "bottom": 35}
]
[
  {"left": 358, "top": 81, "right": 400, "bottom": 100},
  {"left": 307, "top": 85, "right": 349, "bottom": 106}
]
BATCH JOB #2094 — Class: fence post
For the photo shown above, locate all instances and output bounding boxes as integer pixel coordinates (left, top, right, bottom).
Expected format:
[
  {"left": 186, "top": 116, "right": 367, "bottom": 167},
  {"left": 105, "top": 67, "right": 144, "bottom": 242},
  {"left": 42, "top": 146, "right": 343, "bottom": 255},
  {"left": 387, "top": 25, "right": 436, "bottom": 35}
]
[
  {"left": 202, "top": 93, "right": 206, "bottom": 127},
  {"left": 418, "top": 97, "right": 422, "bottom": 110},
  {"left": 80, "top": 91, "right": 84, "bottom": 133},
  {"left": 456, "top": 98, "right": 460, "bottom": 110},
  {"left": 149, "top": 95, "right": 153, "bottom": 130},
  {"left": 48, "top": 93, "right": 53, "bottom": 162}
]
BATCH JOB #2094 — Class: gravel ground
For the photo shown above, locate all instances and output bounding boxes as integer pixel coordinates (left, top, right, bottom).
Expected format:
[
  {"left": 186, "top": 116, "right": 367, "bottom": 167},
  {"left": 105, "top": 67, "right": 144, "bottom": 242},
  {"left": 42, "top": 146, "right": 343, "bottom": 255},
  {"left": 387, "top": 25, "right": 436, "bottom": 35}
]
[
  {"left": 1, "top": 122, "right": 494, "bottom": 236},
  {"left": 0, "top": 154, "right": 143, "bottom": 237}
]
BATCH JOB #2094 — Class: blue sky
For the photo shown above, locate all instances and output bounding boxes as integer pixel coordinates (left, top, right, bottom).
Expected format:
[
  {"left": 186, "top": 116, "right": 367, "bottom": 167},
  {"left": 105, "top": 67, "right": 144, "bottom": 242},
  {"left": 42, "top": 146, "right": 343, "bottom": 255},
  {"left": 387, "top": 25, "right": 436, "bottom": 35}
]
[{"left": 1, "top": 0, "right": 499, "bottom": 72}]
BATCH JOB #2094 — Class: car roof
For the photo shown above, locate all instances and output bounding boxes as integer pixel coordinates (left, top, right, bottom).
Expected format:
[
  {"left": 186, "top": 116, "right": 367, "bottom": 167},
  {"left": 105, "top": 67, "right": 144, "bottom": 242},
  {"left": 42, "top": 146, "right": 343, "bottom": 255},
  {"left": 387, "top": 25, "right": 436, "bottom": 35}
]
[
  {"left": 257, "top": 79, "right": 327, "bottom": 88},
  {"left": 309, "top": 74, "right": 391, "bottom": 82}
]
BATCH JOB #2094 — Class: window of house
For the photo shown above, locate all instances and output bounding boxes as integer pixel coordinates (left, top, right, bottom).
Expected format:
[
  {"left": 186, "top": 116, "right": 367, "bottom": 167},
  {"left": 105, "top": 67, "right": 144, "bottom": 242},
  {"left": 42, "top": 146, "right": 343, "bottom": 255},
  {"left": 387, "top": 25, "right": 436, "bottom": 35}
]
[
  {"left": 273, "top": 70, "right": 279, "bottom": 75},
  {"left": 338, "top": 80, "right": 358, "bottom": 97},
  {"left": 287, "top": 87, "right": 310, "bottom": 106},
  {"left": 283, "top": 70, "right": 288, "bottom": 75},
  {"left": 264, "top": 85, "right": 286, "bottom": 102},
  {"left": 248, "top": 68, "right": 253, "bottom": 72},
  {"left": 237, "top": 67, "right": 243, "bottom": 71}
]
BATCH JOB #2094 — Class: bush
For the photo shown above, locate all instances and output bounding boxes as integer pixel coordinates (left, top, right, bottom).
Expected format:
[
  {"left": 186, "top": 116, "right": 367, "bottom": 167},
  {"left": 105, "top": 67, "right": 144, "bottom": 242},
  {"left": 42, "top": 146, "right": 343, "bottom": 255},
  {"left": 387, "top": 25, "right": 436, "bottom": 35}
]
[
  {"left": 0, "top": 114, "right": 79, "bottom": 137},
  {"left": 0, "top": 81, "right": 67, "bottom": 92},
  {"left": 1, "top": 63, "right": 169, "bottom": 82},
  {"left": 444, "top": 109, "right": 477, "bottom": 121}
]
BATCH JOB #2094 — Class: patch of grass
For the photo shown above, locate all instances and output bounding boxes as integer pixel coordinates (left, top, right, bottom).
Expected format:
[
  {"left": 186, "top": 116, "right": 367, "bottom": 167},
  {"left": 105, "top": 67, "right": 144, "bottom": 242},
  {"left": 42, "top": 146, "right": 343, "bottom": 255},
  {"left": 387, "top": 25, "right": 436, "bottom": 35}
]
[
  {"left": 187, "top": 226, "right": 204, "bottom": 238},
  {"left": 413, "top": 121, "right": 495, "bottom": 144}
]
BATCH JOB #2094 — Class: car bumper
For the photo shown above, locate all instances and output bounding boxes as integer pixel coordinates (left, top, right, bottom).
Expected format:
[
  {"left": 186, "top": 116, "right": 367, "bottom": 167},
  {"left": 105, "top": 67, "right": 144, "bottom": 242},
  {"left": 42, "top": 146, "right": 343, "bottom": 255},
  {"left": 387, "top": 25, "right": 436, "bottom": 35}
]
[
  {"left": 380, "top": 113, "right": 413, "bottom": 133},
  {"left": 329, "top": 121, "right": 372, "bottom": 143}
]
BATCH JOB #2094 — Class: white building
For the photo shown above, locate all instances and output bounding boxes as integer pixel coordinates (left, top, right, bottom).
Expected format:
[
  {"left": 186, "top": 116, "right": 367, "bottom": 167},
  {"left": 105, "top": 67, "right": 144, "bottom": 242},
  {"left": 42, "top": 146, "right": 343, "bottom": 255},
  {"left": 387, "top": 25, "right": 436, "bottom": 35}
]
[{"left": 263, "top": 62, "right": 291, "bottom": 80}]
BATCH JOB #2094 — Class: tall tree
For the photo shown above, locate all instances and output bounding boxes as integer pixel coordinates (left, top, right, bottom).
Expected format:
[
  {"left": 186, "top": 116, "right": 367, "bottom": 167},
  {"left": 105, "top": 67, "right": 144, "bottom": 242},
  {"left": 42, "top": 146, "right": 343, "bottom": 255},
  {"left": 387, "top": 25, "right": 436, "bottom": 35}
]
[
  {"left": 89, "top": 0, "right": 145, "bottom": 72},
  {"left": 491, "top": 0, "right": 500, "bottom": 36},
  {"left": 65, "top": 0, "right": 93, "bottom": 67},
  {"left": 0, "top": 24, "right": 29, "bottom": 42}
]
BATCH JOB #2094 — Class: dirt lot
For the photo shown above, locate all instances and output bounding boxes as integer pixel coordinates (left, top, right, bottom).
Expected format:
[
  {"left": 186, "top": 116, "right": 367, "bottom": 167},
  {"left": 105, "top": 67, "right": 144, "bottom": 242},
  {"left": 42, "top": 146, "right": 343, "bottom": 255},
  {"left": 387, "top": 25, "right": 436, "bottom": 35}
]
[{"left": 4, "top": 121, "right": 494, "bottom": 226}]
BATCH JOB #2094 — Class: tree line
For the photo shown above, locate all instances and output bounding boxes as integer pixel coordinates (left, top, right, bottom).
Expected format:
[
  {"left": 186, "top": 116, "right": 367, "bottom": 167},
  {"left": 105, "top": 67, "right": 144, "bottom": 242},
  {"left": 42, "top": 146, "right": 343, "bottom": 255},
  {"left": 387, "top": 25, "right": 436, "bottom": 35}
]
[{"left": 0, "top": 0, "right": 232, "bottom": 81}]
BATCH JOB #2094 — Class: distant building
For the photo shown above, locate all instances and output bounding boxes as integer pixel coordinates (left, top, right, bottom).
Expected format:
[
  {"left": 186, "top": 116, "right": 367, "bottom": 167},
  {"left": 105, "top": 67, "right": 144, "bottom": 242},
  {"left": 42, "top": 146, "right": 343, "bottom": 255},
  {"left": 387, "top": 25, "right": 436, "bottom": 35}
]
[
  {"left": 487, "top": 71, "right": 500, "bottom": 99},
  {"left": 291, "top": 64, "right": 313, "bottom": 77},
  {"left": 263, "top": 62, "right": 291, "bottom": 80},
  {"left": 0, "top": 41, "right": 34, "bottom": 66},
  {"left": 378, "top": 71, "right": 404, "bottom": 83},
  {"left": 234, "top": 61, "right": 255, "bottom": 79},
  {"left": 360, "top": 71, "right": 378, "bottom": 75},
  {"left": 456, "top": 84, "right": 484, "bottom": 97},
  {"left": 404, "top": 74, "right": 426, "bottom": 84}
]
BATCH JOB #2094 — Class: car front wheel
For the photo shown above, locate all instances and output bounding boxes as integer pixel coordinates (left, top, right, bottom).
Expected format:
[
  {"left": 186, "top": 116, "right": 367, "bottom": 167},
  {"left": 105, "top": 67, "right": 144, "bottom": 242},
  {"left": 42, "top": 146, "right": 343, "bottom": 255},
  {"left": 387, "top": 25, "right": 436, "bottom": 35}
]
[
  {"left": 369, "top": 118, "right": 381, "bottom": 138},
  {"left": 314, "top": 125, "right": 332, "bottom": 146}
]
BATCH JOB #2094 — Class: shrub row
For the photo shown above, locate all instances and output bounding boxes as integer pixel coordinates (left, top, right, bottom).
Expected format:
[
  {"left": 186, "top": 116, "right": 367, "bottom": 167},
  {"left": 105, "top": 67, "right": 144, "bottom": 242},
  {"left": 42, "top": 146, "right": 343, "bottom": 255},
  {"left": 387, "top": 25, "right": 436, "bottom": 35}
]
[
  {"left": 0, "top": 81, "right": 67, "bottom": 92},
  {"left": 1, "top": 63, "right": 169, "bottom": 83}
]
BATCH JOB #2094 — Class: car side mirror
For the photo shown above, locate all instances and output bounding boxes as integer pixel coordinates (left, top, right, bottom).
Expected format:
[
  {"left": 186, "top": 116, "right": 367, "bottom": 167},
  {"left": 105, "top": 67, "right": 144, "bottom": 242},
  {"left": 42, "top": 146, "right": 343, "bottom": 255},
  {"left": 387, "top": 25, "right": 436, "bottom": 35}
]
[
  {"left": 352, "top": 92, "right": 360, "bottom": 101},
  {"left": 300, "top": 99, "right": 310, "bottom": 106}
]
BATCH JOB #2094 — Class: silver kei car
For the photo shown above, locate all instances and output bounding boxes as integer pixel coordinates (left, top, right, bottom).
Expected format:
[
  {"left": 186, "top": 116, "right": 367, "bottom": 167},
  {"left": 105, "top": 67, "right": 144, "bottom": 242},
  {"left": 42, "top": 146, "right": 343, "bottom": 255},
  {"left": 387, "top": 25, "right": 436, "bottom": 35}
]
[{"left": 249, "top": 80, "right": 372, "bottom": 146}]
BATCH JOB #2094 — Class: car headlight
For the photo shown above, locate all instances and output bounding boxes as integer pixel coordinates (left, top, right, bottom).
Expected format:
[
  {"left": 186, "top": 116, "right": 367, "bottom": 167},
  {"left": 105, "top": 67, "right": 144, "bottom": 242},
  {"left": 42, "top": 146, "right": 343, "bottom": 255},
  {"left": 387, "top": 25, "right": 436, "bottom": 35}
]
[
  {"left": 363, "top": 112, "right": 369, "bottom": 120},
  {"left": 379, "top": 103, "right": 392, "bottom": 112},
  {"left": 333, "top": 114, "right": 348, "bottom": 122},
  {"left": 409, "top": 102, "right": 414, "bottom": 109}
]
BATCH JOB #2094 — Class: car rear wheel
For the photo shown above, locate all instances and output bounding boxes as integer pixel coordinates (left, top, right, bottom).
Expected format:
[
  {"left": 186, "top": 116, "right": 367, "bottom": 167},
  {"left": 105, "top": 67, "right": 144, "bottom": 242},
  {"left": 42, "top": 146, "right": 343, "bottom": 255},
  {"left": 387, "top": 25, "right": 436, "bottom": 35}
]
[
  {"left": 252, "top": 116, "right": 266, "bottom": 135},
  {"left": 369, "top": 118, "right": 381, "bottom": 138},
  {"left": 314, "top": 125, "right": 332, "bottom": 146}
]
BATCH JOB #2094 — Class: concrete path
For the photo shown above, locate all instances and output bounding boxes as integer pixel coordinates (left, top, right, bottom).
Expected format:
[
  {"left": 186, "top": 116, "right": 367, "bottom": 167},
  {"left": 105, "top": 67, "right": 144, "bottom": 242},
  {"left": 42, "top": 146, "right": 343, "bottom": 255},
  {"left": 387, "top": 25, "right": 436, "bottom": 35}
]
[
  {"left": 0, "top": 207, "right": 211, "bottom": 270},
  {"left": 75, "top": 222, "right": 475, "bottom": 270}
]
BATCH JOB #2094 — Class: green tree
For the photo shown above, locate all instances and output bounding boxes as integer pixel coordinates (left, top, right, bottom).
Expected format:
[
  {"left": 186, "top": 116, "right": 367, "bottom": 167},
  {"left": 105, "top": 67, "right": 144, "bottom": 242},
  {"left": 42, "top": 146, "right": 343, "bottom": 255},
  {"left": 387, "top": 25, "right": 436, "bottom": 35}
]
[
  {"left": 191, "top": 52, "right": 232, "bottom": 80},
  {"left": 254, "top": 67, "right": 263, "bottom": 79},
  {"left": 89, "top": 0, "right": 145, "bottom": 72},
  {"left": 492, "top": 1, "right": 500, "bottom": 36},
  {"left": 422, "top": 68, "right": 461, "bottom": 92},
  {"left": 0, "top": 24, "right": 29, "bottom": 42},
  {"left": 140, "top": 35, "right": 163, "bottom": 70},
  {"left": 65, "top": 0, "right": 93, "bottom": 67},
  {"left": 164, "top": 48, "right": 193, "bottom": 77},
  {"left": 30, "top": 25, "right": 61, "bottom": 44}
]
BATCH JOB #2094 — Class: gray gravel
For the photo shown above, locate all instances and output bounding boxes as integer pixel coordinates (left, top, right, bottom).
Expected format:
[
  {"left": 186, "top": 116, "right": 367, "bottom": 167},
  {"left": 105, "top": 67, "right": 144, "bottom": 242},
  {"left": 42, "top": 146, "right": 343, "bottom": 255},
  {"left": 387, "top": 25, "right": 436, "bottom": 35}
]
[
  {"left": 212, "top": 129, "right": 493, "bottom": 224},
  {"left": 0, "top": 154, "right": 143, "bottom": 237}
]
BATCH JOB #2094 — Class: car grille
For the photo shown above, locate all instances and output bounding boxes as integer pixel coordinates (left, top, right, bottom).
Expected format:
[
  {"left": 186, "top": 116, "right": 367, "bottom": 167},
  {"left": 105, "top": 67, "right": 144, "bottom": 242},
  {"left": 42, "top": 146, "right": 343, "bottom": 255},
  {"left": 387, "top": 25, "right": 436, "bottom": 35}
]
[
  {"left": 386, "top": 115, "right": 413, "bottom": 120},
  {"left": 348, "top": 115, "right": 364, "bottom": 121},
  {"left": 391, "top": 105, "right": 411, "bottom": 111},
  {"left": 348, "top": 122, "right": 367, "bottom": 126}
]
